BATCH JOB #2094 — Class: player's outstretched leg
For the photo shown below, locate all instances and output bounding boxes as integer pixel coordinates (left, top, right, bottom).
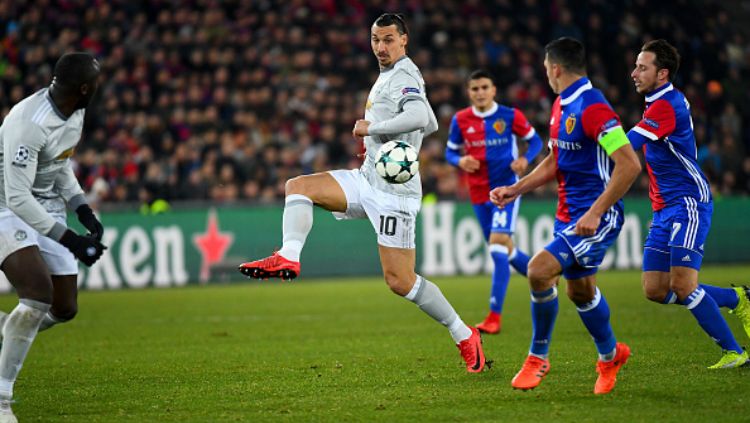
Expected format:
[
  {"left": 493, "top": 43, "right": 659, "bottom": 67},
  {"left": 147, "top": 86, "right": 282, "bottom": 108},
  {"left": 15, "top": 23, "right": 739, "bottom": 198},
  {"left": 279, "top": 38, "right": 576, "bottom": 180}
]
[
  {"left": 572, "top": 286, "right": 629, "bottom": 394},
  {"left": 405, "top": 275, "right": 486, "bottom": 373},
  {"left": 238, "top": 194, "right": 312, "bottom": 280},
  {"left": 728, "top": 285, "right": 750, "bottom": 340},
  {"left": 0, "top": 299, "right": 50, "bottom": 423},
  {"left": 512, "top": 286, "right": 558, "bottom": 390},
  {"left": 679, "top": 287, "right": 748, "bottom": 369},
  {"left": 509, "top": 248, "right": 530, "bottom": 277},
  {"left": 477, "top": 245, "right": 510, "bottom": 334}
]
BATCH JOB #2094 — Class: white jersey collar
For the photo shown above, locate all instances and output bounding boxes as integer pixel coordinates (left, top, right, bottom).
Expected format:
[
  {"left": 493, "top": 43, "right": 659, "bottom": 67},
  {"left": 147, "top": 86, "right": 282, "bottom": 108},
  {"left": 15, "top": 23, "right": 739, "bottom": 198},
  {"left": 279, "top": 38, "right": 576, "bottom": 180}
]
[
  {"left": 44, "top": 88, "right": 69, "bottom": 120},
  {"left": 645, "top": 82, "right": 673, "bottom": 103},
  {"left": 380, "top": 55, "right": 409, "bottom": 73},
  {"left": 559, "top": 77, "right": 592, "bottom": 106},
  {"left": 472, "top": 102, "right": 498, "bottom": 118}
]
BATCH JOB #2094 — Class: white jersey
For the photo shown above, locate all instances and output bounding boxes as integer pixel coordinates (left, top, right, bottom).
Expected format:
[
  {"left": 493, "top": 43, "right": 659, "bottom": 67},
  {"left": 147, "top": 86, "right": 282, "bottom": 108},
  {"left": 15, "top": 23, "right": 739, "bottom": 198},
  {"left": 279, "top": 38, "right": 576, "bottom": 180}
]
[
  {"left": 362, "top": 56, "right": 438, "bottom": 198},
  {"left": 0, "top": 88, "right": 85, "bottom": 239}
]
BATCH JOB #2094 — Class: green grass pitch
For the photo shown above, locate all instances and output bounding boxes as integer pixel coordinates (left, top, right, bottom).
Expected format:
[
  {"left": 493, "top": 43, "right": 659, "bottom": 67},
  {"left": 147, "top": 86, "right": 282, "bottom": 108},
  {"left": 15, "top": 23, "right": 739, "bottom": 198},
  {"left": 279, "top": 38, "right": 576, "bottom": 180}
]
[{"left": 2, "top": 266, "right": 749, "bottom": 422}]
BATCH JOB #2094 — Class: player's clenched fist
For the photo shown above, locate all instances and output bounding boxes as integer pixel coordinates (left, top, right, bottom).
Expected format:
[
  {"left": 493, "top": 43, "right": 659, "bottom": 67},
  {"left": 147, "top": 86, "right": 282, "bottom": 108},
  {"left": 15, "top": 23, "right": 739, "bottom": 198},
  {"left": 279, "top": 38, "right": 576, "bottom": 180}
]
[
  {"left": 458, "top": 155, "right": 480, "bottom": 173},
  {"left": 353, "top": 119, "right": 371, "bottom": 138},
  {"left": 490, "top": 186, "right": 519, "bottom": 208}
]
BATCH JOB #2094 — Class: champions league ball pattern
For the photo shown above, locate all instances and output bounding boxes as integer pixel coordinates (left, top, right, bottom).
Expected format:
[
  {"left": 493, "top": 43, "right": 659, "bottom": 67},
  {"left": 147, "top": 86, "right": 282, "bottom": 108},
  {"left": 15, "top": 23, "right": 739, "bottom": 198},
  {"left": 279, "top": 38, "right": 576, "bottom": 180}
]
[{"left": 375, "top": 140, "right": 419, "bottom": 184}]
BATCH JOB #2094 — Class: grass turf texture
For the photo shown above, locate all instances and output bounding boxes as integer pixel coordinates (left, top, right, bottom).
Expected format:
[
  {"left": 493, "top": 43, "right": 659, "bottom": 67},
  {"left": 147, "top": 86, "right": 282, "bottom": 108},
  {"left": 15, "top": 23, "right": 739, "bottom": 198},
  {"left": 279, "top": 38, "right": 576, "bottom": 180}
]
[{"left": 2, "top": 266, "right": 750, "bottom": 422}]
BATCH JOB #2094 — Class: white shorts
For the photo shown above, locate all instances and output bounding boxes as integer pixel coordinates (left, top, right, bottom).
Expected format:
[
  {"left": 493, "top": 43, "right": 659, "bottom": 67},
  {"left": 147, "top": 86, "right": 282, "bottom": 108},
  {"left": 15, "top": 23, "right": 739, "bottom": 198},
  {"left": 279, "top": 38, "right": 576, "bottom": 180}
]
[
  {"left": 0, "top": 210, "right": 77, "bottom": 275},
  {"left": 329, "top": 169, "right": 420, "bottom": 249}
]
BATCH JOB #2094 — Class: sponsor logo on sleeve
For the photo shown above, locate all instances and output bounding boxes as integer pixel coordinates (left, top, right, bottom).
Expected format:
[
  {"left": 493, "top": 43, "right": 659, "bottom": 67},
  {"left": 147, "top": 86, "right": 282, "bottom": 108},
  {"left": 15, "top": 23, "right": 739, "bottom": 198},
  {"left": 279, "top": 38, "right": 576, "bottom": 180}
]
[
  {"left": 401, "top": 87, "right": 420, "bottom": 95},
  {"left": 601, "top": 118, "right": 619, "bottom": 132},
  {"left": 643, "top": 118, "right": 659, "bottom": 129},
  {"left": 12, "top": 145, "right": 30, "bottom": 168}
]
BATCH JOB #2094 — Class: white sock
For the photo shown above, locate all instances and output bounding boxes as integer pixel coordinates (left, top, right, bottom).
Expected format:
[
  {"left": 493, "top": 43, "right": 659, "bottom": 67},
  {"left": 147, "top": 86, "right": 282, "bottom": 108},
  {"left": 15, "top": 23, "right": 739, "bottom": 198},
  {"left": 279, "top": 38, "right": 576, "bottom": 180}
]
[
  {"left": 278, "top": 194, "right": 313, "bottom": 262},
  {"left": 406, "top": 275, "right": 472, "bottom": 343},
  {"left": 38, "top": 312, "right": 66, "bottom": 332},
  {"left": 0, "top": 299, "right": 50, "bottom": 399}
]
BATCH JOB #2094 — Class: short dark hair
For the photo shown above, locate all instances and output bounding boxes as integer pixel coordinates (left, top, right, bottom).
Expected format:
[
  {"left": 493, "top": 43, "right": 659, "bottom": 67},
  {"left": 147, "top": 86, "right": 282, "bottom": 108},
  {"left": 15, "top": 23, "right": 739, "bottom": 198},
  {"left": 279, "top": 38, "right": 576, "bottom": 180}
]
[
  {"left": 641, "top": 39, "right": 680, "bottom": 81},
  {"left": 468, "top": 69, "right": 495, "bottom": 85},
  {"left": 374, "top": 13, "right": 409, "bottom": 36},
  {"left": 544, "top": 37, "right": 586, "bottom": 74},
  {"left": 53, "top": 52, "right": 100, "bottom": 88}
]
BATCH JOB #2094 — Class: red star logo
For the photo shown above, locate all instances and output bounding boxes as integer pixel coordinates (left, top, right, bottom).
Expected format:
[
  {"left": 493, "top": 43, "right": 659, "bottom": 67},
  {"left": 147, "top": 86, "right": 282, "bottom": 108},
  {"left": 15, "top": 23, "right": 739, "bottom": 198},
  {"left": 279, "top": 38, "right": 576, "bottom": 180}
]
[{"left": 193, "top": 209, "right": 234, "bottom": 283}]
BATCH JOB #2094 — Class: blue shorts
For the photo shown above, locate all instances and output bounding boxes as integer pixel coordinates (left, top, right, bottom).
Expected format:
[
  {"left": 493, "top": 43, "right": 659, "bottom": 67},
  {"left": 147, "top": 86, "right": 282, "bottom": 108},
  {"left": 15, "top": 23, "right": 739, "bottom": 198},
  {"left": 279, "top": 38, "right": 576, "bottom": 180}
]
[
  {"left": 643, "top": 197, "right": 711, "bottom": 272},
  {"left": 472, "top": 198, "right": 521, "bottom": 240},
  {"left": 545, "top": 208, "right": 624, "bottom": 280}
]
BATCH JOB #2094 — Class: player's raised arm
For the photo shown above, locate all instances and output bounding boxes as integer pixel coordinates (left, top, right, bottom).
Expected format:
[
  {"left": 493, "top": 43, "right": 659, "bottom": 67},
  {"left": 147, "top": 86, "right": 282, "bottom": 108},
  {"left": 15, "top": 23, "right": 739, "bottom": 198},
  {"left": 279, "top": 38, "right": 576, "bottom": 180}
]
[
  {"left": 53, "top": 165, "right": 104, "bottom": 241},
  {"left": 445, "top": 114, "right": 480, "bottom": 173},
  {"left": 490, "top": 151, "right": 556, "bottom": 207},
  {"left": 2, "top": 120, "right": 65, "bottom": 239},
  {"left": 575, "top": 105, "right": 641, "bottom": 236},
  {"left": 509, "top": 108, "right": 543, "bottom": 175}
]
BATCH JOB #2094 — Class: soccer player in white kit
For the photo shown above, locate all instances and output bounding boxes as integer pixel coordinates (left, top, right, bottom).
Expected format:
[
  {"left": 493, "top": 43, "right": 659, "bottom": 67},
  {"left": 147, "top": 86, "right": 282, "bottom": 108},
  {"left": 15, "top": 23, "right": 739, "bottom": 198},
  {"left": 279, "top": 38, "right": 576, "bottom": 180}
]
[
  {"left": 240, "top": 13, "right": 486, "bottom": 373},
  {"left": 0, "top": 52, "right": 107, "bottom": 422}
]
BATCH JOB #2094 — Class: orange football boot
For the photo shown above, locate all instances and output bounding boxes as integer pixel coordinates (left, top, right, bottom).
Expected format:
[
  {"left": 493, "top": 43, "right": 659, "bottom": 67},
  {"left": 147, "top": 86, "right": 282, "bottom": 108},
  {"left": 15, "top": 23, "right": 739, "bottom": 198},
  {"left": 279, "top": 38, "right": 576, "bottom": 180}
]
[
  {"left": 457, "top": 326, "right": 486, "bottom": 373},
  {"left": 594, "top": 342, "right": 631, "bottom": 394},
  {"left": 238, "top": 252, "right": 300, "bottom": 280},
  {"left": 511, "top": 355, "right": 550, "bottom": 390},
  {"left": 476, "top": 311, "right": 502, "bottom": 334}
]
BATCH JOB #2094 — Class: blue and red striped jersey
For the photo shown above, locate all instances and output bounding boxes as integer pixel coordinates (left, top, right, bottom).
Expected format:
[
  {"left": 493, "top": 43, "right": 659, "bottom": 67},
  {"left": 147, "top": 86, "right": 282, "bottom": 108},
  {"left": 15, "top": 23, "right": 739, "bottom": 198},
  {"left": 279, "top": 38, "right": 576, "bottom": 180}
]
[
  {"left": 626, "top": 82, "right": 711, "bottom": 211},
  {"left": 549, "top": 77, "right": 624, "bottom": 223},
  {"left": 446, "top": 102, "right": 542, "bottom": 204}
]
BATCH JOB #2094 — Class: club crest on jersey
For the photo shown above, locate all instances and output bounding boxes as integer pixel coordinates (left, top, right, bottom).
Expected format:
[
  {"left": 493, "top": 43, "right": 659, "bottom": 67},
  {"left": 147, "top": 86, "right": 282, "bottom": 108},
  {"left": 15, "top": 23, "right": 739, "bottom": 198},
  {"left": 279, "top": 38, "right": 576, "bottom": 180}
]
[
  {"left": 492, "top": 119, "right": 506, "bottom": 134},
  {"left": 56, "top": 147, "right": 75, "bottom": 160},
  {"left": 366, "top": 100, "right": 373, "bottom": 110},
  {"left": 12, "top": 145, "right": 30, "bottom": 168},
  {"left": 565, "top": 114, "right": 576, "bottom": 134}
]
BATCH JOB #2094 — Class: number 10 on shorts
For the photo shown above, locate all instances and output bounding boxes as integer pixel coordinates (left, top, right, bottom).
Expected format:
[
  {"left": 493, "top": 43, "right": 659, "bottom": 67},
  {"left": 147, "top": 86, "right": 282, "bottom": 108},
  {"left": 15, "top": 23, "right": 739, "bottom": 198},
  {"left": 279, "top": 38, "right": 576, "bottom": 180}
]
[{"left": 379, "top": 215, "right": 397, "bottom": 236}]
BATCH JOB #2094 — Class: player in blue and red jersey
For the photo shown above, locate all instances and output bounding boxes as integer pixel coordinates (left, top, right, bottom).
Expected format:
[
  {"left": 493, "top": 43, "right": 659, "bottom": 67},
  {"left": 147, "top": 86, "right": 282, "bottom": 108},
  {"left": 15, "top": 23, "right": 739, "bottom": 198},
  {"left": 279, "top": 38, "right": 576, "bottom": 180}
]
[
  {"left": 445, "top": 70, "right": 542, "bottom": 334},
  {"left": 627, "top": 39, "right": 750, "bottom": 369},
  {"left": 491, "top": 38, "right": 641, "bottom": 394}
]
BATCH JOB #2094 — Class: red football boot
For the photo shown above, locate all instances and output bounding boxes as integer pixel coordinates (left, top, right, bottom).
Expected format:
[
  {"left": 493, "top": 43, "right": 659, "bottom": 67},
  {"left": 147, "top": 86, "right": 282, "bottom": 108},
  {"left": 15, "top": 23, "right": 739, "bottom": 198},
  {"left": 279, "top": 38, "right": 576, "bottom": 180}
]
[
  {"left": 511, "top": 355, "right": 550, "bottom": 390},
  {"left": 238, "top": 252, "right": 300, "bottom": 280},
  {"left": 594, "top": 342, "right": 631, "bottom": 394},
  {"left": 457, "top": 326, "right": 486, "bottom": 373},
  {"left": 476, "top": 311, "right": 502, "bottom": 334}
]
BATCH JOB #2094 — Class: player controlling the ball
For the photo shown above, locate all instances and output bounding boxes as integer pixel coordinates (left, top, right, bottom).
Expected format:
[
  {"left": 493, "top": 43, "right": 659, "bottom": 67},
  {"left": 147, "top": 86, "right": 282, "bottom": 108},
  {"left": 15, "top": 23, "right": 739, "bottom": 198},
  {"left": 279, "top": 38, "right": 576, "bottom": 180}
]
[{"left": 239, "top": 13, "right": 487, "bottom": 373}]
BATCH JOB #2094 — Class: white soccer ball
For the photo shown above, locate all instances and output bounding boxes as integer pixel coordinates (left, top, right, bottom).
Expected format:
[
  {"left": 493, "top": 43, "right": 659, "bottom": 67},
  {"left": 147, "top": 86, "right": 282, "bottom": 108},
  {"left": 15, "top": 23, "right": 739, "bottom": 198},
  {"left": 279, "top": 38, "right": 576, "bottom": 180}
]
[{"left": 374, "top": 140, "right": 419, "bottom": 184}]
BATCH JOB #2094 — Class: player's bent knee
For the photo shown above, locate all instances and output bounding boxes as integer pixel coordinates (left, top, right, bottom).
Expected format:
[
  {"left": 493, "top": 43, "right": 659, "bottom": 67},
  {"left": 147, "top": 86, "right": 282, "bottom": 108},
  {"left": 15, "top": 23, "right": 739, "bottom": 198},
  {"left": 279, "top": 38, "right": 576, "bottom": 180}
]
[
  {"left": 567, "top": 286, "right": 595, "bottom": 304},
  {"left": 383, "top": 273, "right": 412, "bottom": 297},
  {"left": 285, "top": 176, "right": 305, "bottom": 195},
  {"left": 53, "top": 304, "right": 78, "bottom": 322},
  {"left": 643, "top": 285, "right": 668, "bottom": 303}
]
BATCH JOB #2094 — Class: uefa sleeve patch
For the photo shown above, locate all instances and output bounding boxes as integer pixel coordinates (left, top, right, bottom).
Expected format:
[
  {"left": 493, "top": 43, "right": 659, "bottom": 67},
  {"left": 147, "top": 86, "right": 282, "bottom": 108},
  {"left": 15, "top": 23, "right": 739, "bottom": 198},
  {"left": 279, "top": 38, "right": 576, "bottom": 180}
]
[
  {"left": 600, "top": 118, "right": 619, "bottom": 132},
  {"left": 12, "top": 145, "right": 30, "bottom": 168},
  {"left": 401, "top": 87, "right": 421, "bottom": 95},
  {"left": 643, "top": 118, "right": 659, "bottom": 129}
]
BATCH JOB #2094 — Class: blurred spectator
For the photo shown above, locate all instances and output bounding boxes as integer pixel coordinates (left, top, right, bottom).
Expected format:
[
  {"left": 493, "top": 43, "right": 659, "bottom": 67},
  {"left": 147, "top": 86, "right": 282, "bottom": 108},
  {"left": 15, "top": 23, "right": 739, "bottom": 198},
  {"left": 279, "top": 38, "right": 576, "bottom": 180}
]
[{"left": 0, "top": 0, "right": 748, "bottom": 206}]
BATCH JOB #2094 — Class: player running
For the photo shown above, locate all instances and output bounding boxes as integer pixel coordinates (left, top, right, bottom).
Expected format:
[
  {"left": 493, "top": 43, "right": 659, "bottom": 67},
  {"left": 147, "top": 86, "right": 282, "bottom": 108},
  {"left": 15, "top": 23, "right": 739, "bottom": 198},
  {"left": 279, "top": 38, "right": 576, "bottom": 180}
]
[
  {"left": 627, "top": 39, "right": 750, "bottom": 369},
  {"left": 0, "top": 52, "right": 107, "bottom": 422},
  {"left": 491, "top": 37, "right": 641, "bottom": 394},
  {"left": 445, "top": 69, "right": 542, "bottom": 334},
  {"left": 239, "top": 13, "right": 486, "bottom": 373}
]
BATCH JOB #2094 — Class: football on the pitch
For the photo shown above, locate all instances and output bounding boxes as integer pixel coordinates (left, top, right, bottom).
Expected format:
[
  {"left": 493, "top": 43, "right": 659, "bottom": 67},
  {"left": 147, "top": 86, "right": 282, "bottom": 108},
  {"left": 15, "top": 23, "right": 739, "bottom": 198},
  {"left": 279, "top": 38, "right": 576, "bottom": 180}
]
[{"left": 374, "top": 140, "right": 419, "bottom": 184}]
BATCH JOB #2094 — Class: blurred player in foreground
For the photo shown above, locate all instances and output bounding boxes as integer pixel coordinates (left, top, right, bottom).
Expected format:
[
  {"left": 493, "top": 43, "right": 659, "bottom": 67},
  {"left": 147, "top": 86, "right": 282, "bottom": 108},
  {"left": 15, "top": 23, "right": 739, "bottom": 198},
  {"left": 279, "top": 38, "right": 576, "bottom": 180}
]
[
  {"left": 0, "top": 52, "right": 107, "bottom": 422},
  {"left": 240, "top": 14, "right": 486, "bottom": 373},
  {"left": 627, "top": 39, "right": 750, "bottom": 369},
  {"left": 445, "top": 69, "right": 542, "bottom": 334},
  {"left": 491, "top": 37, "right": 641, "bottom": 394}
]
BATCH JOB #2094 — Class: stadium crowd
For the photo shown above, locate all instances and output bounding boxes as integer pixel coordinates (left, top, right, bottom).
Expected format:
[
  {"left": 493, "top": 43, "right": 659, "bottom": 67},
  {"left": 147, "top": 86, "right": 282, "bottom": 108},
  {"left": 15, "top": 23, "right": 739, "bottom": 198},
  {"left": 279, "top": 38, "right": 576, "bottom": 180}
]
[{"left": 0, "top": 0, "right": 748, "bottom": 207}]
